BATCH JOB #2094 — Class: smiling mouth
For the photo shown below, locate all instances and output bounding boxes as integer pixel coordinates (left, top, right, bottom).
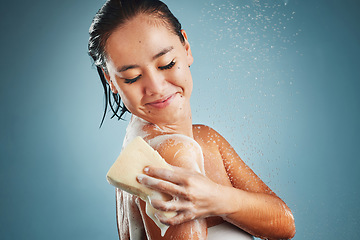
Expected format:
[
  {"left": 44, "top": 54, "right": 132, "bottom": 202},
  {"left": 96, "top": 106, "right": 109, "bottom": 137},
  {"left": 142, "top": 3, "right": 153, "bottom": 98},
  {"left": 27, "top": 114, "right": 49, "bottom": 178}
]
[{"left": 146, "top": 94, "right": 176, "bottom": 109}]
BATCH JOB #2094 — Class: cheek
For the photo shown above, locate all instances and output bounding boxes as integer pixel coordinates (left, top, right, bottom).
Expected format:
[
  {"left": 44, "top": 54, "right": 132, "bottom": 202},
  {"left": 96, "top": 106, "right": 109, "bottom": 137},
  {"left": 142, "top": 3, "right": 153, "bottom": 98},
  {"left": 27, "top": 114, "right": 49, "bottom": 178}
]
[
  {"left": 117, "top": 87, "right": 138, "bottom": 110},
  {"left": 174, "top": 64, "right": 193, "bottom": 92}
]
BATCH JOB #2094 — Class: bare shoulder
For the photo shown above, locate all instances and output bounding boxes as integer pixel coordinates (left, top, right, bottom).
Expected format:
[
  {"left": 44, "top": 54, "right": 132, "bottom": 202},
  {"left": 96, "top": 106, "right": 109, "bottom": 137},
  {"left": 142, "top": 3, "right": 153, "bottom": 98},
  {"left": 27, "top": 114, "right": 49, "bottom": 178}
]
[
  {"left": 192, "top": 124, "right": 217, "bottom": 135},
  {"left": 193, "top": 124, "right": 273, "bottom": 193},
  {"left": 149, "top": 133, "right": 201, "bottom": 149},
  {"left": 193, "top": 124, "right": 245, "bottom": 169},
  {"left": 192, "top": 124, "right": 227, "bottom": 149},
  {"left": 147, "top": 133, "right": 205, "bottom": 173}
]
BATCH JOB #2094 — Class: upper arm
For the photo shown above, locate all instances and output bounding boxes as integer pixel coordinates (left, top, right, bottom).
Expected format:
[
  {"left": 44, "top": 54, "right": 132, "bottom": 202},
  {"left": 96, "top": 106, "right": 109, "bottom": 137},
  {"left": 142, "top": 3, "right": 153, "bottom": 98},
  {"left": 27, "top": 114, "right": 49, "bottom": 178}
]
[
  {"left": 209, "top": 127, "right": 276, "bottom": 196},
  {"left": 138, "top": 134, "right": 207, "bottom": 240}
]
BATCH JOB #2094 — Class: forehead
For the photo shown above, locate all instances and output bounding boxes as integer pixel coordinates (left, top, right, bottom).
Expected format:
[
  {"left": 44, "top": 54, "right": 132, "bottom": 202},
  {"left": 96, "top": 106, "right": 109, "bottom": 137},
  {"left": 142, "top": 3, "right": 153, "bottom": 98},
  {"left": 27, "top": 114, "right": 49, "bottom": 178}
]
[{"left": 105, "top": 15, "right": 181, "bottom": 64}]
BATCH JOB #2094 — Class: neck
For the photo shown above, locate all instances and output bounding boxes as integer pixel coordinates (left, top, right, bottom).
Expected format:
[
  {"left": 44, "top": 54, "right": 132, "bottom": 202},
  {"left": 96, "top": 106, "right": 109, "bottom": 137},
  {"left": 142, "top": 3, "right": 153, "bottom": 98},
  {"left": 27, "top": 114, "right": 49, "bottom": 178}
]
[
  {"left": 155, "top": 108, "right": 193, "bottom": 138},
  {"left": 132, "top": 103, "right": 194, "bottom": 138}
]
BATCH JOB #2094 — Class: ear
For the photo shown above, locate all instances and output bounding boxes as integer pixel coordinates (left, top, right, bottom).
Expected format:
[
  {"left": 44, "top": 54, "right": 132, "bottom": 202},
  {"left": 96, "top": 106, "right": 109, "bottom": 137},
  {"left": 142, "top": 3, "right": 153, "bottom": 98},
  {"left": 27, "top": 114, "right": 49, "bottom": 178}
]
[
  {"left": 102, "top": 68, "right": 118, "bottom": 94},
  {"left": 181, "top": 30, "right": 194, "bottom": 66}
]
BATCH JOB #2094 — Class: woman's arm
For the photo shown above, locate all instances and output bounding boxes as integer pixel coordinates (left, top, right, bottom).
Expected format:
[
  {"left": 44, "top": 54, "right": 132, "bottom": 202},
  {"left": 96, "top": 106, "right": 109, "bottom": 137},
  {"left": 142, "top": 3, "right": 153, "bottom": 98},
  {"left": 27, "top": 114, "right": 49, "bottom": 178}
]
[
  {"left": 207, "top": 127, "right": 296, "bottom": 239},
  {"left": 136, "top": 135, "right": 207, "bottom": 240},
  {"left": 140, "top": 127, "right": 295, "bottom": 239}
]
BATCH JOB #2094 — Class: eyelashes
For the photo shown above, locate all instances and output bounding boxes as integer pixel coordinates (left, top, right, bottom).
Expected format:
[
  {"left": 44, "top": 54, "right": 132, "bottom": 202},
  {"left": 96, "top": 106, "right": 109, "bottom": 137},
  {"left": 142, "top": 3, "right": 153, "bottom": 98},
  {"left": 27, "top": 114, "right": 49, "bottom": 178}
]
[
  {"left": 124, "top": 60, "right": 176, "bottom": 84},
  {"left": 124, "top": 75, "right": 141, "bottom": 84},
  {"left": 158, "top": 60, "right": 175, "bottom": 70}
]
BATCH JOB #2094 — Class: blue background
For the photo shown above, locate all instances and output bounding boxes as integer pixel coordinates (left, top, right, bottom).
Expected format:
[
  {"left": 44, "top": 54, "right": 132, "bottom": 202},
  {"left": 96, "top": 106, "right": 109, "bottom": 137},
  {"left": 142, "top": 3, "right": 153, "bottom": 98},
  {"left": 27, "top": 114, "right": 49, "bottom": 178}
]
[{"left": 1, "top": 0, "right": 359, "bottom": 239}]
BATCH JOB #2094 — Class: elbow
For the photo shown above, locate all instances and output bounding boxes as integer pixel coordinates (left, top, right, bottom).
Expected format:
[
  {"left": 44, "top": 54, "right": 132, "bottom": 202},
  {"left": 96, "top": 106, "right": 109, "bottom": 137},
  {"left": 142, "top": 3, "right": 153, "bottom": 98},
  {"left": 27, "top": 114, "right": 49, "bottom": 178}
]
[
  {"left": 283, "top": 220, "right": 296, "bottom": 239},
  {"left": 280, "top": 210, "right": 296, "bottom": 239},
  {"left": 287, "top": 216, "right": 296, "bottom": 239},
  {"left": 255, "top": 211, "right": 296, "bottom": 240},
  {"left": 279, "top": 202, "right": 296, "bottom": 239},
  {"left": 268, "top": 219, "right": 296, "bottom": 240},
  {"left": 282, "top": 227, "right": 296, "bottom": 240},
  {"left": 270, "top": 207, "right": 296, "bottom": 239}
]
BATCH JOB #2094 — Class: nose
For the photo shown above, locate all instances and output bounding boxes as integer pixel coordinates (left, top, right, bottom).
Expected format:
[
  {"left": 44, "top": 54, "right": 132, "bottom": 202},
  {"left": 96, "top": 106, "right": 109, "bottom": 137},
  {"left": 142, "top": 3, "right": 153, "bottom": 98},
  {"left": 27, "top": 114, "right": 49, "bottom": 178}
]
[{"left": 143, "top": 70, "right": 166, "bottom": 96}]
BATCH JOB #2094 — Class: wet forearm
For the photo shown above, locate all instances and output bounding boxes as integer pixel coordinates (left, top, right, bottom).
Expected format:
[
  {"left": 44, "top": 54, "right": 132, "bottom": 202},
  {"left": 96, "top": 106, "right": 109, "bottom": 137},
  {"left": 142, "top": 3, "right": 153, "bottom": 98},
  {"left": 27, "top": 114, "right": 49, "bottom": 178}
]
[{"left": 215, "top": 185, "right": 295, "bottom": 239}]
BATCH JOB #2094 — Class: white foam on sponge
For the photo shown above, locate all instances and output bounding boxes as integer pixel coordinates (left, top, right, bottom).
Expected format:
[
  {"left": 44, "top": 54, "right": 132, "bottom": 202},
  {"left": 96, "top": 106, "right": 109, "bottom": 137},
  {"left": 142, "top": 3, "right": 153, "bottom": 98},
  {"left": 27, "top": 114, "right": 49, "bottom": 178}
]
[
  {"left": 107, "top": 136, "right": 176, "bottom": 236},
  {"left": 106, "top": 137, "right": 176, "bottom": 236},
  {"left": 110, "top": 115, "right": 206, "bottom": 237}
]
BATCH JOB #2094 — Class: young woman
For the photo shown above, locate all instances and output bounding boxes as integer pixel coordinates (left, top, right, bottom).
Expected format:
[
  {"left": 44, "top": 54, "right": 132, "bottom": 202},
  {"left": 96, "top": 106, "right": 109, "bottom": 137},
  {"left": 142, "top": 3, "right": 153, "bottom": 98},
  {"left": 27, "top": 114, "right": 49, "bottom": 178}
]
[{"left": 88, "top": 0, "right": 295, "bottom": 239}]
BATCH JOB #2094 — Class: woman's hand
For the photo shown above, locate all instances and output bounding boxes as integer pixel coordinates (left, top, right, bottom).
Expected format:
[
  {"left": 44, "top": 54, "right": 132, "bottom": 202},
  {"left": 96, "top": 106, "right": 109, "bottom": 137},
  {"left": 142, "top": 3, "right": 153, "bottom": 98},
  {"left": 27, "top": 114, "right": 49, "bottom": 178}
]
[{"left": 136, "top": 165, "right": 222, "bottom": 226}]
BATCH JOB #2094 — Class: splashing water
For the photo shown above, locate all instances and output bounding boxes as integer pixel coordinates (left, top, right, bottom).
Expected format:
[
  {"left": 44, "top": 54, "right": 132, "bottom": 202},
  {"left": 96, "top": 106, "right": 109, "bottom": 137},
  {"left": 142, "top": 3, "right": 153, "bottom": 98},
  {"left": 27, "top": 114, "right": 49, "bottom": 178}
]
[{"left": 194, "top": 0, "right": 300, "bottom": 185}]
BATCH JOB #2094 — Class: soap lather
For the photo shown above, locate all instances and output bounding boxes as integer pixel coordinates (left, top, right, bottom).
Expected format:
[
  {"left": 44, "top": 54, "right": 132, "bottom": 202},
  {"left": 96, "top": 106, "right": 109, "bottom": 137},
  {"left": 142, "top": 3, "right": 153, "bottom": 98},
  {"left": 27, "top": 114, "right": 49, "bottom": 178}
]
[{"left": 106, "top": 136, "right": 177, "bottom": 236}]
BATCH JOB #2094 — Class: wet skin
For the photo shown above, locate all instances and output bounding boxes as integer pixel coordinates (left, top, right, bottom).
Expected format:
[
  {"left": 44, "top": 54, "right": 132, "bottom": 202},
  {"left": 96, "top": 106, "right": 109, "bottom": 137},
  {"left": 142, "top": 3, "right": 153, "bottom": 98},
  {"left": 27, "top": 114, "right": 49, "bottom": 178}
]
[{"left": 104, "top": 14, "right": 295, "bottom": 240}]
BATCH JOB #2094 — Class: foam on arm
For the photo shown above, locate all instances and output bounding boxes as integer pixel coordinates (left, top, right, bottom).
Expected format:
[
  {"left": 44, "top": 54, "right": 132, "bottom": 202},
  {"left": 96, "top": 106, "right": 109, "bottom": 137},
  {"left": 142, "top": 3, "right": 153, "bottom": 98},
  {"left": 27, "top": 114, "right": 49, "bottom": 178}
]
[{"left": 106, "top": 136, "right": 176, "bottom": 236}]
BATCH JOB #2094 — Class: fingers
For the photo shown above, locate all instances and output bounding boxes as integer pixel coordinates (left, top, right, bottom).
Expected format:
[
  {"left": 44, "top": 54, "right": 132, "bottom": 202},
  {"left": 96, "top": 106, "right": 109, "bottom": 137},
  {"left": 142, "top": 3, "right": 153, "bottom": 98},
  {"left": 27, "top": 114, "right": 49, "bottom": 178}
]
[
  {"left": 137, "top": 174, "right": 186, "bottom": 197},
  {"left": 156, "top": 210, "right": 195, "bottom": 226},
  {"left": 136, "top": 166, "right": 212, "bottom": 226},
  {"left": 150, "top": 197, "right": 194, "bottom": 212},
  {"left": 143, "top": 166, "right": 187, "bottom": 185}
]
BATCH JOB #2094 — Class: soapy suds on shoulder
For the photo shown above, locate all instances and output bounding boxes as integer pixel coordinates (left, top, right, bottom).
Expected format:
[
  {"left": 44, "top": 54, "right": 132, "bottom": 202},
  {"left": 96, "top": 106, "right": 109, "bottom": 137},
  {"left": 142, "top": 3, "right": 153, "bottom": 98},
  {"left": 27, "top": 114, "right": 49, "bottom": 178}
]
[
  {"left": 121, "top": 115, "right": 206, "bottom": 237},
  {"left": 149, "top": 134, "right": 205, "bottom": 174},
  {"left": 122, "top": 115, "right": 151, "bottom": 149}
]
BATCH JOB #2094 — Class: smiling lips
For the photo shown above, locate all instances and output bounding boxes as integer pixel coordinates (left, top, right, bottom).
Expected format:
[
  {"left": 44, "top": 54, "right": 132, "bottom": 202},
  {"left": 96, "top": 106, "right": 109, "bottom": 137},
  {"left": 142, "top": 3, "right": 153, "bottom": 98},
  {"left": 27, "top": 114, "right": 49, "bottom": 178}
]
[{"left": 146, "top": 94, "right": 176, "bottom": 109}]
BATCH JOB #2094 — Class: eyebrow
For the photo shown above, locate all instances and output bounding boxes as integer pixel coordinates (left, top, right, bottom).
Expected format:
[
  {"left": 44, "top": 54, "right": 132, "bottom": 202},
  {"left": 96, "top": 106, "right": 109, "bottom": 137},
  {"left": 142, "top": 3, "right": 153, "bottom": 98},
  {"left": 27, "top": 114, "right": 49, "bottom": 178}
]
[
  {"left": 117, "top": 64, "right": 140, "bottom": 73},
  {"left": 152, "top": 46, "right": 174, "bottom": 60},
  {"left": 116, "top": 46, "right": 174, "bottom": 73}
]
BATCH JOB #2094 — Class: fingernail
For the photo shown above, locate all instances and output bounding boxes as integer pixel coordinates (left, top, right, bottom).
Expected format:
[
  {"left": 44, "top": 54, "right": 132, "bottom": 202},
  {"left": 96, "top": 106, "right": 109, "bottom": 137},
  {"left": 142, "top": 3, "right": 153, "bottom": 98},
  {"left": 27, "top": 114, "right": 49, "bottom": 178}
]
[
  {"left": 144, "top": 167, "right": 149, "bottom": 173},
  {"left": 137, "top": 174, "right": 144, "bottom": 182}
]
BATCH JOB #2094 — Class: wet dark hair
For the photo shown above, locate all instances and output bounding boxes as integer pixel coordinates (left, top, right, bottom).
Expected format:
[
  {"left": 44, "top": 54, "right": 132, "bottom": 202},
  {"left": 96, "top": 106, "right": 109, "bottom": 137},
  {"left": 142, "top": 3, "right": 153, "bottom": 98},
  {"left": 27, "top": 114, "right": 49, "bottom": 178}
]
[{"left": 88, "top": 0, "right": 185, "bottom": 127}]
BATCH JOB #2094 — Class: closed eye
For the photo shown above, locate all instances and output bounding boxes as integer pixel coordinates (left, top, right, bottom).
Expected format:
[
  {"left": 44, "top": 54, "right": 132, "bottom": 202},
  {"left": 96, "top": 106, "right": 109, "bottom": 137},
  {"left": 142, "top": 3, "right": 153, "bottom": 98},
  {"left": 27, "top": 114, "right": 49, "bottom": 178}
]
[
  {"left": 124, "top": 75, "right": 141, "bottom": 84},
  {"left": 158, "top": 60, "right": 175, "bottom": 70},
  {"left": 123, "top": 60, "right": 175, "bottom": 84}
]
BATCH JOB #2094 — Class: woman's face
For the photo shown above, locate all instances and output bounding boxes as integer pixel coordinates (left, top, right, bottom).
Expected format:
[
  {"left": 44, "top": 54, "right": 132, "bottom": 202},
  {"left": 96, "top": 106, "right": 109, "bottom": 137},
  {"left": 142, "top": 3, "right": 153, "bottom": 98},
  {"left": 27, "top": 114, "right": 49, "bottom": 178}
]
[{"left": 103, "top": 15, "right": 194, "bottom": 125}]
